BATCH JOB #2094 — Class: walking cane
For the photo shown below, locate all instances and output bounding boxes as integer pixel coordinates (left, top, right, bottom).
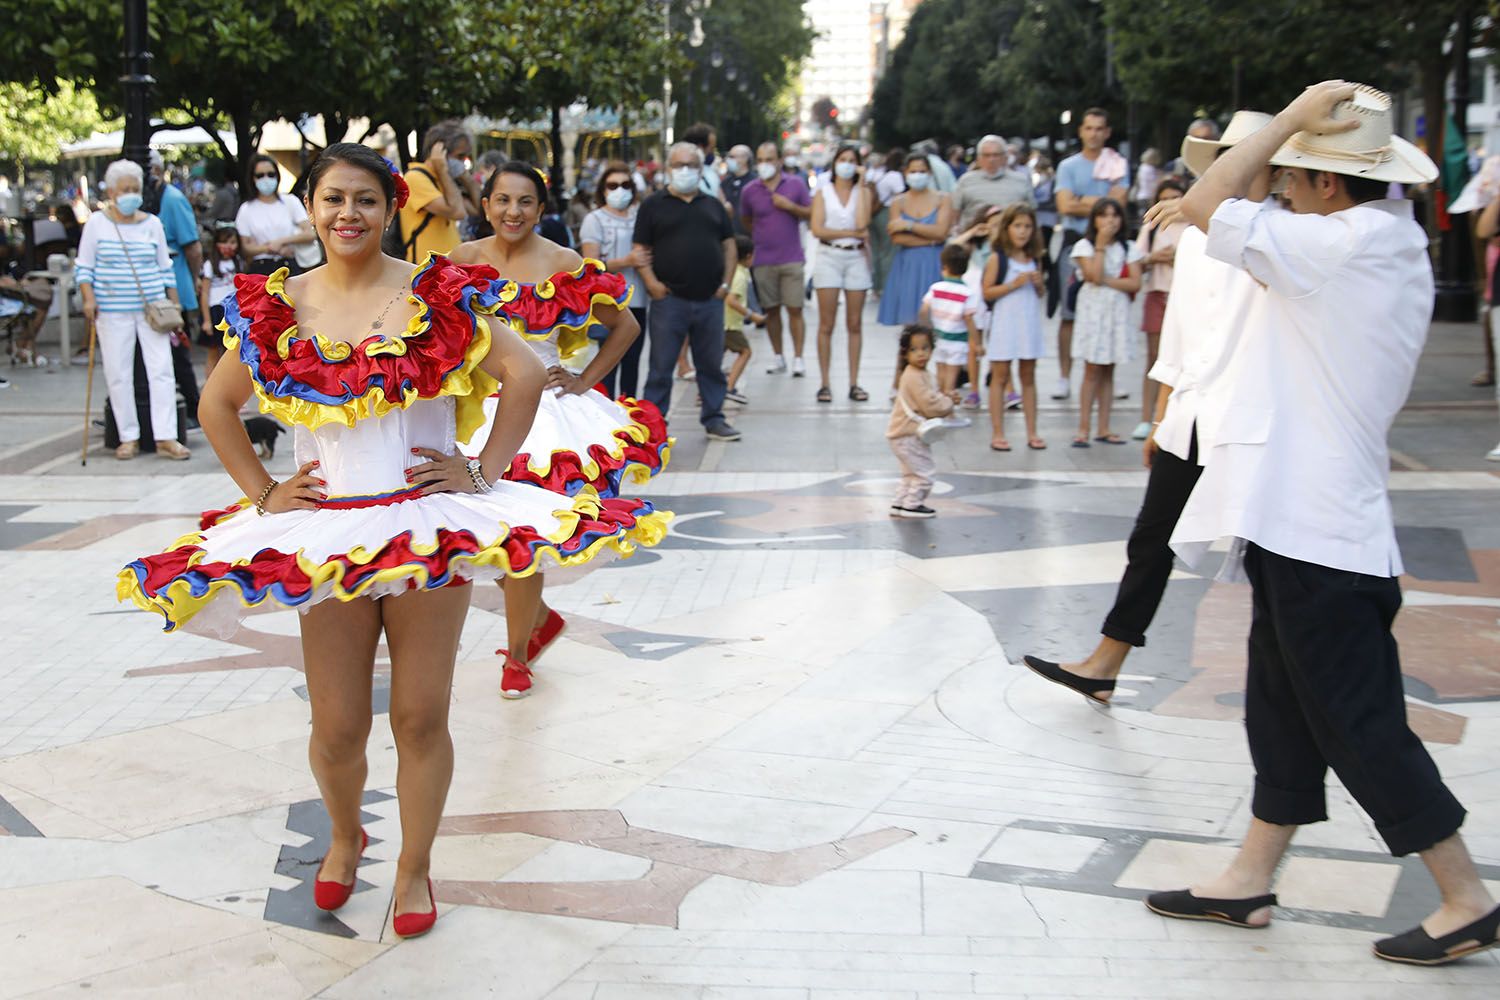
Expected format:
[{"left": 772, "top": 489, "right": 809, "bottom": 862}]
[{"left": 80, "top": 315, "right": 98, "bottom": 466}]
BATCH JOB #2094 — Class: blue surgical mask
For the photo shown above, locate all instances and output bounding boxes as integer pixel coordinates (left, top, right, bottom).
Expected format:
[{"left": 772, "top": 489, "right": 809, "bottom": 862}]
[
  {"left": 670, "top": 167, "right": 701, "bottom": 194},
  {"left": 834, "top": 161, "right": 857, "bottom": 180},
  {"left": 115, "top": 192, "right": 143, "bottom": 215},
  {"left": 605, "top": 187, "right": 634, "bottom": 211},
  {"left": 255, "top": 176, "right": 278, "bottom": 197},
  {"left": 447, "top": 157, "right": 468, "bottom": 179},
  {"left": 905, "top": 172, "right": 931, "bottom": 191}
]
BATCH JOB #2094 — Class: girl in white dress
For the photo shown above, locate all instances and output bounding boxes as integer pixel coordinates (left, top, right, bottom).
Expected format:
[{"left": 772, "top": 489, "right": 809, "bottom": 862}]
[{"left": 1069, "top": 198, "right": 1143, "bottom": 446}]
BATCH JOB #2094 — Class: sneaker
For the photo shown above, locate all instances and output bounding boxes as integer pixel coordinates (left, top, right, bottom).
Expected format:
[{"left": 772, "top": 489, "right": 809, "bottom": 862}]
[
  {"left": 0, "top": 376, "right": 9, "bottom": 389},
  {"left": 962, "top": 391, "right": 981, "bottom": 410},
  {"left": 496, "top": 608, "right": 568, "bottom": 666},
  {"left": 1005, "top": 391, "right": 1021, "bottom": 410},
  {"left": 1488, "top": 441, "right": 1500, "bottom": 462},
  {"left": 940, "top": 415, "right": 971, "bottom": 428},
  {"left": 156, "top": 439, "right": 191, "bottom": 461},
  {"left": 725, "top": 388, "right": 748, "bottom": 405},
  {"left": 1131, "top": 421, "right": 1153, "bottom": 440},
  {"left": 766, "top": 355, "right": 787, "bottom": 374},
  {"left": 675, "top": 369, "right": 697, "bottom": 382},
  {"left": 705, "top": 419, "right": 742, "bottom": 441},
  {"left": 888, "top": 505, "right": 905, "bottom": 517},
  {"left": 500, "top": 656, "right": 533, "bottom": 699},
  {"left": 895, "top": 504, "right": 937, "bottom": 518},
  {"left": 791, "top": 357, "right": 806, "bottom": 377},
  {"left": 71, "top": 350, "right": 90, "bottom": 367},
  {"left": 1050, "top": 377, "right": 1070, "bottom": 400}
]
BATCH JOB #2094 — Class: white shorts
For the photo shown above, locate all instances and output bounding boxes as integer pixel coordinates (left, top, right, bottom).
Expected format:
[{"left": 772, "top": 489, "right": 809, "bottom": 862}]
[
  {"left": 933, "top": 338, "right": 969, "bottom": 367},
  {"left": 811, "top": 244, "right": 873, "bottom": 290}
]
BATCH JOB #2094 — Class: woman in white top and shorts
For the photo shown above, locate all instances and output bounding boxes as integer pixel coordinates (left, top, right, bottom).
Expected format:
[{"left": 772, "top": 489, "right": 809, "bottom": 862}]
[{"left": 810, "top": 144, "right": 874, "bottom": 403}]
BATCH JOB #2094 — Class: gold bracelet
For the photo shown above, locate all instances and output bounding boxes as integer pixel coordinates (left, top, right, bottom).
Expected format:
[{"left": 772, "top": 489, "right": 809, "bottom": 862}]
[{"left": 255, "top": 479, "right": 278, "bottom": 516}]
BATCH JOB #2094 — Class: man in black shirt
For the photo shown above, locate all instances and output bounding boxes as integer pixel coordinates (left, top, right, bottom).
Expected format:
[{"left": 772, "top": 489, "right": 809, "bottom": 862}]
[{"left": 634, "top": 142, "right": 741, "bottom": 439}]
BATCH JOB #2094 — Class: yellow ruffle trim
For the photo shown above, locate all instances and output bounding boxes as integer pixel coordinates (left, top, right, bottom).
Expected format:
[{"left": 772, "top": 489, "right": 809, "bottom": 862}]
[
  {"left": 220, "top": 258, "right": 501, "bottom": 443},
  {"left": 117, "top": 492, "right": 673, "bottom": 632}
]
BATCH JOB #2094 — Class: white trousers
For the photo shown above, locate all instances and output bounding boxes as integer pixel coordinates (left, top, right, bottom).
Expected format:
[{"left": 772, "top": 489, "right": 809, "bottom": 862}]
[{"left": 96, "top": 310, "right": 177, "bottom": 443}]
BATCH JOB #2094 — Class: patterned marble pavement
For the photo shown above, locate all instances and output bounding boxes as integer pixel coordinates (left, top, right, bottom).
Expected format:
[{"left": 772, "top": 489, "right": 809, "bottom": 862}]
[{"left": 0, "top": 303, "right": 1498, "bottom": 997}]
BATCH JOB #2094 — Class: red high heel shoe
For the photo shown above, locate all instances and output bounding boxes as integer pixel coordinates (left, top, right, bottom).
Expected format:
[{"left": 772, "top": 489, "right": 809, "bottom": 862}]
[
  {"left": 313, "top": 828, "right": 368, "bottom": 911},
  {"left": 393, "top": 877, "right": 437, "bottom": 938}
]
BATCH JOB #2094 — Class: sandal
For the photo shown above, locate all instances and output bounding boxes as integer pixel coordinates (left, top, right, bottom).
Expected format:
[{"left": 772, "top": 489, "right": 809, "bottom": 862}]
[
  {"left": 1094, "top": 434, "right": 1126, "bottom": 445},
  {"left": 1027, "top": 438, "right": 1047, "bottom": 450},
  {"left": 1472, "top": 371, "right": 1496, "bottom": 388},
  {"left": 1021, "top": 656, "right": 1115, "bottom": 705},
  {"left": 990, "top": 440, "right": 1011, "bottom": 452},
  {"left": 1144, "top": 889, "right": 1278, "bottom": 928},
  {"left": 816, "top": 386, "right": 833, "bottom": 403},
  {"left": 848, "top": 385, "right": 869, "bottom": 402},
  {"left": 1070, "top": 437, "right": 1091, "bottom": 448}
]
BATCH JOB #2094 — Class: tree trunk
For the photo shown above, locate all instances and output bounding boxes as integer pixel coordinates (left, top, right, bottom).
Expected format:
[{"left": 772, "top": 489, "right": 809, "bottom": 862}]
[
  {"left": 231, "top": 112, "right": 256, "bottom": 199},
  {"left": 550, "top": 105, "right": 565, "bottom": 193}
]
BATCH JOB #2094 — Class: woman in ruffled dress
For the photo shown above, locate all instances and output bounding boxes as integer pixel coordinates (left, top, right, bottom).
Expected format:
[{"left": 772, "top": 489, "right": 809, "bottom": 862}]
[
  {"left": 452, "top": 162, "right": 672, "bottom": 700},
  {"left": 118, "top": 144, "right": 669, "bottom": 937}
]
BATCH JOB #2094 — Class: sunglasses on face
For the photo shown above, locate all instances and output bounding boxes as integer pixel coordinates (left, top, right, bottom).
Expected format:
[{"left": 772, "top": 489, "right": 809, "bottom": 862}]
[
  {"left": 254, "top": 173, "right": 276, "bottom": 179},
  {"left": 603, "top": 181, "right": 632, "bottom": 191}
]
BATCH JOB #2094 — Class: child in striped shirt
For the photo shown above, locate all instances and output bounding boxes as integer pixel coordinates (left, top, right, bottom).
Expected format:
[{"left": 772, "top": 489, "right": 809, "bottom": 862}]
[{"left": 918, "top": 243, "right": 981, "bottom": 428}]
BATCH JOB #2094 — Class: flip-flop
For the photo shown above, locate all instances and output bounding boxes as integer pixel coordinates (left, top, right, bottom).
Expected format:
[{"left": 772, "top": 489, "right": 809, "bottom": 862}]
[
  {"left": 849, "top": 385, "right": 869, "bottom": 401},
  {"left": 1070, "top": 437, "right": 1091, "bottom": 448},
  {"left": 1095, "top": 434, "right": 1127, "bottom": 445},
  {"left": 1021, "top": 656, "right": 1115, "bottom": 705},
  {"left": 1028, "top": 439, "right": 1047, "bottom": 450},
  {"left": 990, "top": 440, "right": 1011, "bottom": 452},
  {"left": 1144, "top": 889, "right": 1278, "bottom": 929}
]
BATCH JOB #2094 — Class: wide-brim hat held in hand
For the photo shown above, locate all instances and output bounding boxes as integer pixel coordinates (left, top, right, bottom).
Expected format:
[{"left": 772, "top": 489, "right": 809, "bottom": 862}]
[
  {"left": 1268, "top": 84, "right": 1437, "bottom": 185},
  {"left": 1181, "top": 111, "right": 1275, "bottom": 178}
]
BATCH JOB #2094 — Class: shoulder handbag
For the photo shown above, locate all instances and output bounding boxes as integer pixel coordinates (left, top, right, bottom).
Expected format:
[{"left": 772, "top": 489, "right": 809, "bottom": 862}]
[{"left": 111, "top": 217, "right": 183, "bottom": 333}]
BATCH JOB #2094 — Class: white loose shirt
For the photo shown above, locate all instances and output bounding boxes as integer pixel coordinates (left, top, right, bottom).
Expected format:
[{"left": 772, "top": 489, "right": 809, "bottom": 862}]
[
  {"left": 1148, "top": 222, "right": 1263, "bottom": 462},
  {"left": 1170, "top": 198, "right": 1432, "bottom": 579}
]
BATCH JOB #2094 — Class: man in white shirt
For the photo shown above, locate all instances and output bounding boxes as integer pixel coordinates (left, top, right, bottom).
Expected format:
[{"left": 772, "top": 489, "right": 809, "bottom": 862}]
[
  {"left": 1146, "top": 81, "right": 1497, "bottom": 967},
  {"left": 1021, "top": 112, "right": 1272, "bottom": 705}
]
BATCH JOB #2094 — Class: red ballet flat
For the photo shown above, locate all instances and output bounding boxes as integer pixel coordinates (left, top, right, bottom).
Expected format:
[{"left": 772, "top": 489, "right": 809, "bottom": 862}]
[
  {"left": 313, "top": 827, "right": 368, "bottom": 911},
  {"left": 393, "top": 877, "right": 437, "bottom": 938},
  {"left": 495, "top": 608, "right": 568, "bottom": 665}
]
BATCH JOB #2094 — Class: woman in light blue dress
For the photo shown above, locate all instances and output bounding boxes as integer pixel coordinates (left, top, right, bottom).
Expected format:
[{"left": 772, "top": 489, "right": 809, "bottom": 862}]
[{"left": 877, "top": 153, "right": 954, "bottom": 327}]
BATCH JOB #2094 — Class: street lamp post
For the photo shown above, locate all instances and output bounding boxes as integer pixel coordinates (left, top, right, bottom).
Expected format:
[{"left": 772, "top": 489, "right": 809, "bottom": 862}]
[{"left": 121, "top": 0, "right": 154, "bottom": 172}]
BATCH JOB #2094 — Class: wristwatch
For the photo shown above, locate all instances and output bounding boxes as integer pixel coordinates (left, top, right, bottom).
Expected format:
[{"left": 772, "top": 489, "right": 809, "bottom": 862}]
[{"left": 465, "top": 458, "right": 494, "bottom": 494}]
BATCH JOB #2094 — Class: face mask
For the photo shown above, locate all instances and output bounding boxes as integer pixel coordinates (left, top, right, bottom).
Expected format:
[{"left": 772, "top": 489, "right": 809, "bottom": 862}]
[
  {"left": 905, "top": 172, "right": 931, "bottom": 191},
  {"left": 115, "top": 192, "right": 143, "bottom": 215},
  {"left": 784, "top": 156, "right": 800, "bottom": 169},
  {"left": 447, "top": 157, "right": 468, "bottom": 179},
  {"left": 756, "top": 162, "right": 778, "bottom": 182},
  {"left": 255, "top": 176, "right": 278, "bottom": 197},
  {"left": 605, "top": 187, "right": 634, "bottom": 211},
  {"left": 670, "top": 167, "right": 700, "bottom": 194},
  {"left": 730, "top": 158, "right": 748, "bottom": 176},
  {"left": 834, "top": 161, "right": 857, "bottom": 180}
]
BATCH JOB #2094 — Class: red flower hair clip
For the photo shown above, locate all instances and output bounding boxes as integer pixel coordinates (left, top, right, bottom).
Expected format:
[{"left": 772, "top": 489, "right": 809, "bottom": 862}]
[{"left": 383, "top": 157, "right": 410, "bottom": 210}]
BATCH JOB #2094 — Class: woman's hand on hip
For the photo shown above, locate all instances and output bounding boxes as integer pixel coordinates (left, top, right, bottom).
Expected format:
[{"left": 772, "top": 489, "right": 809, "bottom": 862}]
[
  {"left": 406, "top": 447, "right": 481, "bottom": 494},
  {"left": 265, "top": 460, "right": 327, "bottom": 512},
  {"left": 546, "top": 366, "right": 588, "bottom": 395}
]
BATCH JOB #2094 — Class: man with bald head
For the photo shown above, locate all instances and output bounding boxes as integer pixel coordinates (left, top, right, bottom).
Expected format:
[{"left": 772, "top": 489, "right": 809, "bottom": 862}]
[
  {"left": 951, "top": 134, "right": 1035, "bottom": 232},
  {"left": 721, "top": 143, "right": 753, "bottom": 232}
]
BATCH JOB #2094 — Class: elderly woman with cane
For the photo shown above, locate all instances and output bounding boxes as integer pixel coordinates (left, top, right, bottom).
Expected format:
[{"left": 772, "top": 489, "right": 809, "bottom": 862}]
[{"left": 76, "top": 158, "right": 188, "bottom": 461}]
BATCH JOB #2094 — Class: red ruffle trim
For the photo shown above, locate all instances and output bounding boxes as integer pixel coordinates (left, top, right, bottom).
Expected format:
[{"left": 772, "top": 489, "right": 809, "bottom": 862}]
[
  {"left": 503, "top": 397, "right": 670, "bottom": 495},
  {"left": 234, "top": 257, "right": 499, "bottom": 404},
  {"left": 496, "top": 262, "right": 628, "bottom": 334}
]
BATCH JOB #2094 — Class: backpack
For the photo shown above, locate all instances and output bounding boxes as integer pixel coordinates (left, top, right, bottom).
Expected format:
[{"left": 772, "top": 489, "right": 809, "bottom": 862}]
[{"left": 381, "top": 166, "right": 438, "bottom": 260}]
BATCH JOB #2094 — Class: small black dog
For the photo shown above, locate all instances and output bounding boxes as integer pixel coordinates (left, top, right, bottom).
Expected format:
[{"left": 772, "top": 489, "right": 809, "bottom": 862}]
[{"left": 244, "top": 416, "right": 286, "bottom": 459}]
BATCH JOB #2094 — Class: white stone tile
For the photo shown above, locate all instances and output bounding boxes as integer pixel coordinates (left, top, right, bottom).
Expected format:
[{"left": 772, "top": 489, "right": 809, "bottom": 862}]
[
  {"left": 920, "top": 873, "right": 1047, "bottom": 938},
  {"left": 678, "top": 871, "right": 923, "bottom": 935},
  {"left": 618, "top": 784, "right": 873, "bottom": 853},
  {"left": 1113, "top": 839, "right": 1240, "bottom": 892},
  {"left": 978, "top": 827, "right": 1106, "bottom": 874},
  {"left": 716, "top": 697, "right": 913, "bottom": 760},
  {"left": 1274, "top": 856, "right": 1402, "bottom": 917},
  {"left": 844, "top": 814, "right": 1002, "bottom": 876},
  {"left": 501, "top": 841, "right": 653, "bottom": 883},
  {"left": 654, "top": 748, "right": 915, "bottom": 811}
]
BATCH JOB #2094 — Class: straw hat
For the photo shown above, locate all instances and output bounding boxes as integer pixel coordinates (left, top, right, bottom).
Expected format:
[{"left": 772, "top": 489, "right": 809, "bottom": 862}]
[
  {"left": 1181, "top": 111, "right": 1274, "bottom": 178},
  {"left": 1268, "top": 84, "right": 1436, "bottom": 184}
]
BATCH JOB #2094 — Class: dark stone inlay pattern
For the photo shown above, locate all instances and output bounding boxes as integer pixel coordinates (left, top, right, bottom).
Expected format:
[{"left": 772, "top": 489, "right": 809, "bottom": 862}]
[
  {"left": 0, "top": 791, "right": 43, "bottom": 837},
  {"left": 263, "top": 790, "right": 393, "bottom": 937},
  {"left": 0, "top": 504, "right": 77, "bottom": 551},
  {"left": 968, "top": 818, "right": 1500, "bottom": 935}
]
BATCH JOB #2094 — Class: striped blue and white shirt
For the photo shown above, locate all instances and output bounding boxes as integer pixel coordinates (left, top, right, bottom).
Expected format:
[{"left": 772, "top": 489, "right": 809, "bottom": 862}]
[{"left": 76, "top": 212, "right": 176, "bottom": 312}]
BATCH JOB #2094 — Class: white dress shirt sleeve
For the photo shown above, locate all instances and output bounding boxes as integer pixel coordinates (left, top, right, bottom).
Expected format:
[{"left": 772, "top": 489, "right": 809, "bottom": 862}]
[{"left": 1204, "top": 197, "right": 1353, "bottom": 299}]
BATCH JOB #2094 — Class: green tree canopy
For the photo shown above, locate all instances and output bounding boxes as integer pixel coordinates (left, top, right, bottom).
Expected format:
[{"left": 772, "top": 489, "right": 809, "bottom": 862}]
[{"left": 0, "top": 79, "right": 117, "bottom": 164}]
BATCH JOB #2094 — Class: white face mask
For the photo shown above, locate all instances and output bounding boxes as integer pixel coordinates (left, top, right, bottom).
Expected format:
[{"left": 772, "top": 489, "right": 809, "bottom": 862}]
[
  {"left": 905, "top": 172, "right": 931, "bottom": 191},
  {"left": 255, "top": 176, "right": 278, "bottom": 197},
  {"left": 756, "top": 162, "right": 778, "bottom": 182},
  {"left": 605, "top": 187, "right": 633, "bottom": 211},
  {"left": 670, "top": 166, "right": 701, "bottom": 194},
  {"left": 834, "top": 161, "right": 857, "bottom": 180},
  {"left": 784, "top": 156, "right": 800, "bottom": 169},
  {"left": 730, "top": 158, "right": 749, "bottom": 176}
]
